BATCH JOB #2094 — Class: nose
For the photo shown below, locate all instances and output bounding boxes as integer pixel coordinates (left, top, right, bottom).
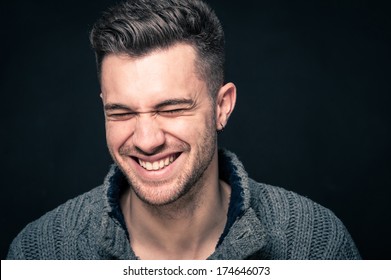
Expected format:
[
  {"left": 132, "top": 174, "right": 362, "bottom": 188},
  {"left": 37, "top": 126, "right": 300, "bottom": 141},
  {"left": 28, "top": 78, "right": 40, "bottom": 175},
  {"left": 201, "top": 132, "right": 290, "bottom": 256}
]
[{"left": 132, "top": 114, "right": 165, "bottom": 155}]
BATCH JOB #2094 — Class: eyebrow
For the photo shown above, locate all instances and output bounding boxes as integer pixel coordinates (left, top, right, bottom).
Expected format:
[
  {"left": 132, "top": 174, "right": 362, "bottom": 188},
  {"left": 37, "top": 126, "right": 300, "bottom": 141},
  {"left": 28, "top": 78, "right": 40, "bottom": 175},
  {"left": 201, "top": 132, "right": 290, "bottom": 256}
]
[
  {"left": 154, "top": 98, "right": 194, "bottom": 110},
  {"left": 104, "top": 103, "right": 131, "bottom": 111},
  {"left": 104, "top": 98, "right": 195, "bottom": 112}
]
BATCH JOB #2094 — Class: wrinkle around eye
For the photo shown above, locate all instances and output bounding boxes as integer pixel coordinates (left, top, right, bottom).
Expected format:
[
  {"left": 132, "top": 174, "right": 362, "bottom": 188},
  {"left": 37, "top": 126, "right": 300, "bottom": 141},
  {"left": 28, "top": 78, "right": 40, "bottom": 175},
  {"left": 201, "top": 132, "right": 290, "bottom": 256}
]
[
  {"left": 106, "top": 112, "right": 137, "bottom": 121},
  {"left": 158, "top": 109, "right": 187, "bottom": 117},
  {"left": 105, "top": 108, "right": 194, "bottom": 121}
]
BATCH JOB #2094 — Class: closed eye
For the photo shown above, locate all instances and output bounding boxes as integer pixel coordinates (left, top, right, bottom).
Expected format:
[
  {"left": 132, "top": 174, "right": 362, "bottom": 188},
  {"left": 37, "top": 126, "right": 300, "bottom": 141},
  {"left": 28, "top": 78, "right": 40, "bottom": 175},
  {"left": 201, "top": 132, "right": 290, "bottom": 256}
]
[
  {"left": 106, "top": 112, "right": 136, "bottom": 121},
  {"left": 158, "top": 108, "right": 186, "bottom": 117}
]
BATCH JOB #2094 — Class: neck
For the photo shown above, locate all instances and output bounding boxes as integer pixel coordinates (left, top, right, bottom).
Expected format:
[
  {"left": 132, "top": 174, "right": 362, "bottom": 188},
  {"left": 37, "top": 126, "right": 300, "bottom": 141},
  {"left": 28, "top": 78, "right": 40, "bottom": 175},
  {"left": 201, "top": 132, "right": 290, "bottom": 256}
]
[{"left": 120, "top": 155, "right": 231, "bottom": 260}]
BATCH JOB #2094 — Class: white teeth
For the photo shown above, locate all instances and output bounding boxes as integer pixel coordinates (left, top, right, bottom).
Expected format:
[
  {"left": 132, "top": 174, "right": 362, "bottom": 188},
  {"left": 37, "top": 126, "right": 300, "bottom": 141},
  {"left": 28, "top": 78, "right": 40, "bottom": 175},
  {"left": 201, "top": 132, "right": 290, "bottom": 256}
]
[
  {"left": 138, "top": 155, "right": 176, "bottom": 171},
  {"left": 145, "top": 162, "right": 153, "bottom": 170}
]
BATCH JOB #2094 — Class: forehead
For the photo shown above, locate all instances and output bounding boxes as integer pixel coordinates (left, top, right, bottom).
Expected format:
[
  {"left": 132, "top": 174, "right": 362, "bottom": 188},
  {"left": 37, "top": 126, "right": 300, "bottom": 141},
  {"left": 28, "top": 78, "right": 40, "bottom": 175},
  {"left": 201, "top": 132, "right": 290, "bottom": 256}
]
[{"left": 100, "top": 44, "right": 207, "bottom": 108}]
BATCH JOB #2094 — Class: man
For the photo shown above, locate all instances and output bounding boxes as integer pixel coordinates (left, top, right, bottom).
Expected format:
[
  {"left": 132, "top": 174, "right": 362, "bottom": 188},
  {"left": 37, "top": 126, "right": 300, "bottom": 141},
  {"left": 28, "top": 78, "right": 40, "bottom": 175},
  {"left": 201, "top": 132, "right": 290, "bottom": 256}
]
[{"left": 7, "top": 0, "right": 360, "bottom": 259}]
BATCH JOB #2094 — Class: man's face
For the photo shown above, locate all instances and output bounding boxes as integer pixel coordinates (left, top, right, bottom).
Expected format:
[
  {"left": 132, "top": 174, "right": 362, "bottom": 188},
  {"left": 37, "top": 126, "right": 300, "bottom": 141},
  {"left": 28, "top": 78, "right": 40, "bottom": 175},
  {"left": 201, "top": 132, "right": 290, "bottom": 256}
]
[{"left": 100, "top": 44, "right": 218, "bottom": 206}]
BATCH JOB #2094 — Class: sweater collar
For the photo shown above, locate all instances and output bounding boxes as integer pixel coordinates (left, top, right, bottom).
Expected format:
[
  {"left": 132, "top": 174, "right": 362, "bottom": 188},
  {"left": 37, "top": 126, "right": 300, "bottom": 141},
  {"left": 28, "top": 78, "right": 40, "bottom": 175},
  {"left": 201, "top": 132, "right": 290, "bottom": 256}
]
[
  {"left": 208, "top": 208, "right": 268, "bottom": 259},
  {"left": 211, "top": 149, "right": 269, "bottom": 259},
  {"left": 100, "top": 149, "right": 267, "bottom": 259},
  {"left": 100, "top": 165, "right": 137, "bottom": 259}
]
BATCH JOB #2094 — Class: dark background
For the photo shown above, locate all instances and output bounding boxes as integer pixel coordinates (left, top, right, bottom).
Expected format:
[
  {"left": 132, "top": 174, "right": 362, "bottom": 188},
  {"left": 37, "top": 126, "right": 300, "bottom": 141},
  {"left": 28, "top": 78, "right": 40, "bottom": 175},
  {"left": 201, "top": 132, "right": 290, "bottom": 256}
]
[{"left": 1, "top": 0, "right": 390, "bottom": 259}]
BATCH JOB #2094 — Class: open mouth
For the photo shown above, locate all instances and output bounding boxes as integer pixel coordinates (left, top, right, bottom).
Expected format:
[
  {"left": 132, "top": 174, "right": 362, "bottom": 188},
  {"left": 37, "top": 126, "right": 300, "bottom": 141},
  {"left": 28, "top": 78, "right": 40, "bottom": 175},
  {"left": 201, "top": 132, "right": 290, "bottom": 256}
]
[{"left": 134, "top": 153, "right": 180, "bottom": 171}]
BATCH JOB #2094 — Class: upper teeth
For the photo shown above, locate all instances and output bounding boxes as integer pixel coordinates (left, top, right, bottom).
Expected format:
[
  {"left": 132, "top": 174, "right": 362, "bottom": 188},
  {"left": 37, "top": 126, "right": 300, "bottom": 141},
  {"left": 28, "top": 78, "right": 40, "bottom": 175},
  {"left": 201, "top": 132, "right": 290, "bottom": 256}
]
[{"left": 139, "top": 155, "right": 175, "bottom": 171}]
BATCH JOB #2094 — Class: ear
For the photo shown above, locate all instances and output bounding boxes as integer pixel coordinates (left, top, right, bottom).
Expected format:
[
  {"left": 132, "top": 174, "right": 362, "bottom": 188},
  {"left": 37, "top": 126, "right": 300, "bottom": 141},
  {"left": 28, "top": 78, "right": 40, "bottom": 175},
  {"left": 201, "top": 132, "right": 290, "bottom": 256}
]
[{"left": 216, "top": 82, "right": 237, "bottom": 130}]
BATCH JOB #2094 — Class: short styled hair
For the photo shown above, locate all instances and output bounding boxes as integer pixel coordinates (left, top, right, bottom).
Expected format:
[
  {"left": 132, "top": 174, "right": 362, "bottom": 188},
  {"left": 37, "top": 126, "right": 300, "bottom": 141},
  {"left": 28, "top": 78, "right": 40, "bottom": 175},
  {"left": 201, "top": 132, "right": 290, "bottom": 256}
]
[{"left": 90, "top": 0, "right": 225, "bottom": 97}]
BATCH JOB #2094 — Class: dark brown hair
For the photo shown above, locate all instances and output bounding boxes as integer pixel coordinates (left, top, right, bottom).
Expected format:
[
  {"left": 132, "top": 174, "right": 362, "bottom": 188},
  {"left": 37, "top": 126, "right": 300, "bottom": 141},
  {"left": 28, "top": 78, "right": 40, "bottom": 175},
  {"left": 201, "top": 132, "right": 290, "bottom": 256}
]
[{"left": 90, "top": 0, "right": 225, "bottom": 97}]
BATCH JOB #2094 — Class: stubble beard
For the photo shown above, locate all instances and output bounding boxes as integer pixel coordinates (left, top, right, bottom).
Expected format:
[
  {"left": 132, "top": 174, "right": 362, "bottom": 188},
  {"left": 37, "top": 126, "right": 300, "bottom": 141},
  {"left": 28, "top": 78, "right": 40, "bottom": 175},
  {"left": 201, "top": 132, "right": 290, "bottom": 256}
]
[{"left": 110, "top": 118, "right": 218, "bottom": 212}]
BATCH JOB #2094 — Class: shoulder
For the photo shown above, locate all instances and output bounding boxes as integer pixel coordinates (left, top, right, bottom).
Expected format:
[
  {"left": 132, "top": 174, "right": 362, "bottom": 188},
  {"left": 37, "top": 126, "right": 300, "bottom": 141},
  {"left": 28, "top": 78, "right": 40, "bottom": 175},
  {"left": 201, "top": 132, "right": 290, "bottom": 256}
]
[
  {"left": 7, "top": 185, "right": 107, "bottom": 259},
  {"left": 247, "top": 179, "right": 361, "bottom": 259}
]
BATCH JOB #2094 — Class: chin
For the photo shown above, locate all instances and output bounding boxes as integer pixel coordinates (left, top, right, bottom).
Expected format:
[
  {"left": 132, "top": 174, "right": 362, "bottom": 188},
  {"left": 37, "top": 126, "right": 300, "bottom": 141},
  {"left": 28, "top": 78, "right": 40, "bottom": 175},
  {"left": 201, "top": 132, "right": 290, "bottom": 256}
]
[{"left": 130, "top": 176, "right": 191, "bottom": 206}]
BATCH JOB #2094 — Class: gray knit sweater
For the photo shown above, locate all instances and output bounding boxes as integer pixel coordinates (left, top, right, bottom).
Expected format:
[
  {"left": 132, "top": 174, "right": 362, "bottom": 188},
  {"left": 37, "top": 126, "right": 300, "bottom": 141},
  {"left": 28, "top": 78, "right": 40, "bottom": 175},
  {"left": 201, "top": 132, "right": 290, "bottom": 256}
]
[{"left": 7, "top": 150, "right": 361, "bottom": 259}]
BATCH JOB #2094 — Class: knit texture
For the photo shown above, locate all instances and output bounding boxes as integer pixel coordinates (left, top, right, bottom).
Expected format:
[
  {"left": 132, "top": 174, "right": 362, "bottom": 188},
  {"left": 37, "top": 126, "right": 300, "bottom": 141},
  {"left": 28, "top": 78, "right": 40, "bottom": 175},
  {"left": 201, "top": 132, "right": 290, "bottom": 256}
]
[{"left": 7, "top": 150, "right": 361, "bottom": 259}]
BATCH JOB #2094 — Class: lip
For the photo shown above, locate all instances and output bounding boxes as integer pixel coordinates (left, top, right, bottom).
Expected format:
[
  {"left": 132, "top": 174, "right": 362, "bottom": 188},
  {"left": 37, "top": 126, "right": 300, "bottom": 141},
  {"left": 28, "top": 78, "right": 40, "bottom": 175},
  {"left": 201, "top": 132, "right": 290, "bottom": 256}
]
[
  {"left": 128, "top": 152, "right": 183, "bottom": 181},
  {"left": 132, "top": 152, "right": 180, "bottom": 163}
]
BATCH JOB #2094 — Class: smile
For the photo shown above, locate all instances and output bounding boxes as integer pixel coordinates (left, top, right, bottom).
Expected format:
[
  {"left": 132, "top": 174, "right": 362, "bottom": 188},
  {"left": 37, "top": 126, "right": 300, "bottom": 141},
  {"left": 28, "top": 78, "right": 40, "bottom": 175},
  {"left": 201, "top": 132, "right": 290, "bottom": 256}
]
[{"left": 137, "top": 154, "right": 179, "bottom": 171}]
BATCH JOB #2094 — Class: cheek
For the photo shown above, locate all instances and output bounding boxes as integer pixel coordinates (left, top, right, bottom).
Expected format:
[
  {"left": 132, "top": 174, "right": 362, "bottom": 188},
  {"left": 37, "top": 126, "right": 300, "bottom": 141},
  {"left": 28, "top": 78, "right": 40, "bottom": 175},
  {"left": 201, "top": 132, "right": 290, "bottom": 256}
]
[
  {"left": 105, "top": 122, "right": 134, "bottom": 150},
  {"left": 163, "top": 114, "right": 214, "bottom": 141},
  {"left": 165, "top": 119, "right": 191, "bottom": 133}
]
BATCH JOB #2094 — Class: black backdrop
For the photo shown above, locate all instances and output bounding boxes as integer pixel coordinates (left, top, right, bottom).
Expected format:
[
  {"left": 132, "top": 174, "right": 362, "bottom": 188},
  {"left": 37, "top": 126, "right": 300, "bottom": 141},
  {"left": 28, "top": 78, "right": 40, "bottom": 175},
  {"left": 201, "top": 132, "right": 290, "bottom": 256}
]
[{"left": 1, "top": 0, "right": 390, "bottom": 259}]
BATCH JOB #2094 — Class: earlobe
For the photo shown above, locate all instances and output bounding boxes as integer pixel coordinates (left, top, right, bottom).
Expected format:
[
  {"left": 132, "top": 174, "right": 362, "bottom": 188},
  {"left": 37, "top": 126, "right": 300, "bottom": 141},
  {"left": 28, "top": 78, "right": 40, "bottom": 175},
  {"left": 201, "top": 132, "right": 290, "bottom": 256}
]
[
  {"left": 218, "top": 122, "right": 225, "bottom": 133},
  {"left": 216, "top": 82, "right": 237, "bottom": 130}
]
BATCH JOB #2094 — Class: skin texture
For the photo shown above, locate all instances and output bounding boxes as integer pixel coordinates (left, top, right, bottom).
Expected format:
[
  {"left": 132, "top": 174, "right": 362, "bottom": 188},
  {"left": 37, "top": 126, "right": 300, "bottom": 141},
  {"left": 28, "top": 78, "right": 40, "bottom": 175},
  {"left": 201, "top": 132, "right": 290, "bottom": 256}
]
[{"left": 100, "top": 43, "right": 236, "bottom": 259}]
